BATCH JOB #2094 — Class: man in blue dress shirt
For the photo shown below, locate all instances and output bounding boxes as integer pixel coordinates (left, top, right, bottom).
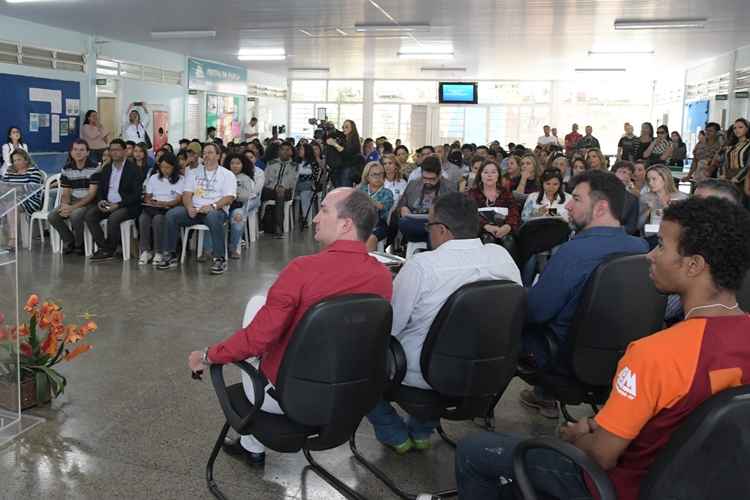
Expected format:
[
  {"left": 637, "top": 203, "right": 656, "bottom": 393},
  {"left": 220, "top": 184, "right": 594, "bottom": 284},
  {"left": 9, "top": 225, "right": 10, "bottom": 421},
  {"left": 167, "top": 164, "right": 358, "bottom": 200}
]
[{"left": 520, "top": 170, "right": 649, "bottom": 418}]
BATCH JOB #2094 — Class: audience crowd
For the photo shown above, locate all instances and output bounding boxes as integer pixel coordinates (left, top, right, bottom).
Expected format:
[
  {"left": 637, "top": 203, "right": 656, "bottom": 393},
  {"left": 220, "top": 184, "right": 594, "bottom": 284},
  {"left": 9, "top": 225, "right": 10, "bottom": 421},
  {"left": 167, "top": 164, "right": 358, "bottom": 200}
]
[{"left": 3, "top": 112, "right": 750, "bottom": 500}]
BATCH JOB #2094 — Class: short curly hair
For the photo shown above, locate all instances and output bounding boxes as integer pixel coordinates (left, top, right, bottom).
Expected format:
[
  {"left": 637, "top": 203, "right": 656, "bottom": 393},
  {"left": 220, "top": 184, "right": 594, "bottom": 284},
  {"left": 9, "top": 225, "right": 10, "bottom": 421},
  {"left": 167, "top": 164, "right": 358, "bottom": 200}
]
[{"left": 663, "top": 197, "right": 750, "bottom": 291}]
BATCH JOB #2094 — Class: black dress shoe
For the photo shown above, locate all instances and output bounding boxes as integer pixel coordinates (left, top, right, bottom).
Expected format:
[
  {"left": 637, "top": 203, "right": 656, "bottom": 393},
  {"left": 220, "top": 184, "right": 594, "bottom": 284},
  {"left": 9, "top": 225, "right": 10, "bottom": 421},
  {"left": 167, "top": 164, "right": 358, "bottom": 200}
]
[
  {"left": 62, "top": 243, "right": 75, "bottom": 255},
  {"left": 75, "top": 246, "right": 85, "bottom": 256},
  {"left": 222, "top": 436, "right": 265, "bottom": 466},
  {"left": 90, "top": 249, "right": 114, "bottom": 261}
]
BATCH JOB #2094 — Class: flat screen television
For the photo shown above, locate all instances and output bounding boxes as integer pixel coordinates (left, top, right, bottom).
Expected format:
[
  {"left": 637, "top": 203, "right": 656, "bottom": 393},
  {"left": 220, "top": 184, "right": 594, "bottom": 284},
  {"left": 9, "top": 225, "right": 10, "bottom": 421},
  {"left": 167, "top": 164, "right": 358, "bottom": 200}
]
[{"left": 439, "top": 82, "right": 478, "bottom": 104}]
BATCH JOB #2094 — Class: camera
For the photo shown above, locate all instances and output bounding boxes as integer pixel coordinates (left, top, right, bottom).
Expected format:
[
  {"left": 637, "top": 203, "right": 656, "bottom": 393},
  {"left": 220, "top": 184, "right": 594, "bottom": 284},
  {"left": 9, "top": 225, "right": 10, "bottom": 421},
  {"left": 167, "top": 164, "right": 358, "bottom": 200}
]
[{"left": 308, "top": 118, "right": 345, "bottom": 145}]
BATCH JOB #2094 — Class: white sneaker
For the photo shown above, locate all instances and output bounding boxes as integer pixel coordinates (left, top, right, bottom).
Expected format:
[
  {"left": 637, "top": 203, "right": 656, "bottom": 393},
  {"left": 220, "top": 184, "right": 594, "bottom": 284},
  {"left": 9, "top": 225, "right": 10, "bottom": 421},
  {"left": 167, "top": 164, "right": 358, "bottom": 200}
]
[
  {"left": 152, "top": 253, "right": 163, "bottom": 266},
  {"left": 138, "top": 251, "right": 153, "bottom": 265}
]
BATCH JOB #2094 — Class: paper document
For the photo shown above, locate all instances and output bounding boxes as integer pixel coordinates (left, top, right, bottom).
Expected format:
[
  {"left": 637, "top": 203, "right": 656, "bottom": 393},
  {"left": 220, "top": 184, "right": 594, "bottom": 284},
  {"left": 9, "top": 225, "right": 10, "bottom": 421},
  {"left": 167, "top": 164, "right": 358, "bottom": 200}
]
[
  {"left": 51, "top": 114, "right": 60, "bottom": 143},
  {"left": 478, "top": 207, "right": 509, "bottom": 216},
  {"left": 29, "top": 113, "right": 39, "bottom": 132},
  {"left": 29, "top": 88, "right": 62, "bottom": 114}
]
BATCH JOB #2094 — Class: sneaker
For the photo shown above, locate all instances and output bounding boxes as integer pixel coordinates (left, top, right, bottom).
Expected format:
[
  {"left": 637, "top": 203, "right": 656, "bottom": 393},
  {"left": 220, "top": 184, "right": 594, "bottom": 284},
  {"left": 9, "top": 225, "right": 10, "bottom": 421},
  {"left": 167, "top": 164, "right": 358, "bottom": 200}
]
[
  {"left": 152, "top": 253, "right": 163, "bottom": 267},
  {"left": 196, "top": 252, "right": 212, "bottom": 263},
  {"left": 412, "top": 438, "right": 432, "bottom": 451},
  {"left": 229, "top": 250, "right": 241, "bottom": 260},
  {"left": 381, "top": 438, "right": 413, "bottom": 455},
  {"left": 157, "top": 253, "right": 179, "bottom": 270},
  {"left": 138, "top": 251, "right": 153, "bottom": 265},
  {"left": 210, "top": 257, "right": 227, "bottom": 275},
  {"left": 90, "top": 249, "right": 114, "bottom": 262},
  {"left": 519, "top": 388, "right": 559, "bottom": 419}
]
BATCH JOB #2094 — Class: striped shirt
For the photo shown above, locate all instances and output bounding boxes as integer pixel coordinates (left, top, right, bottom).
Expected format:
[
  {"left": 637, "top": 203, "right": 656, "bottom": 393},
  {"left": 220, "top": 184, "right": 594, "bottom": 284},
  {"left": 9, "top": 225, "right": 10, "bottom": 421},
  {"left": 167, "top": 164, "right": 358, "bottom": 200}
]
[
  {"left": 61, "top": 161, "right": 100, "bottom": 200},
  {"left": 1, "top": 166, "right": 44, "bottom": 214}
]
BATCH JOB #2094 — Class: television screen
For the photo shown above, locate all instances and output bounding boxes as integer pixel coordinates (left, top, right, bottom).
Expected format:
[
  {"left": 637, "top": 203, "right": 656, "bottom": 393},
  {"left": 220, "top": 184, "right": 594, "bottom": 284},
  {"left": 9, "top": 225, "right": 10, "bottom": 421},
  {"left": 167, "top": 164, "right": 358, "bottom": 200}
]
[{"left": 439, "top": 82, "right": 478, "bottom": 104}]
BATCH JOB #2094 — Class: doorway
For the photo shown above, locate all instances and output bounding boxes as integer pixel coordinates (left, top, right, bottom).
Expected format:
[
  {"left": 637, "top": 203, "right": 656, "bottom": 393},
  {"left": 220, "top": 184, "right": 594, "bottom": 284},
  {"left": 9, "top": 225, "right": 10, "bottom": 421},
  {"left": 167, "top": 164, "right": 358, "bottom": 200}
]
[{"left": 97, "top": 97, "right": 118, "bottom": 139}]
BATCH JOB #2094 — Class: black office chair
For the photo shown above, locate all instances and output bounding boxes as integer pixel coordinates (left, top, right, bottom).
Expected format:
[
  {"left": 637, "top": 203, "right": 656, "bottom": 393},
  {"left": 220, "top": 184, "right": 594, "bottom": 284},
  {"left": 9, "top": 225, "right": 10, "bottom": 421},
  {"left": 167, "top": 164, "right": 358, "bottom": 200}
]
[
  {"left": 350, "top": 280, "right": 527, "bottom": 499},
  {"left": 520, "top": 254, "right": 666, "bottom": 421},
  {"left": 739, "top": 271, "right": 750, "bottom": 312},
  {"left": 513, "top": 384, "right": 750, "bottom": 500},
  {"left": 514, "top": 218, "right": 571, "bottom": 278},
  {"left": 206, "top": 294, "right": 393, "bottom": 500}
]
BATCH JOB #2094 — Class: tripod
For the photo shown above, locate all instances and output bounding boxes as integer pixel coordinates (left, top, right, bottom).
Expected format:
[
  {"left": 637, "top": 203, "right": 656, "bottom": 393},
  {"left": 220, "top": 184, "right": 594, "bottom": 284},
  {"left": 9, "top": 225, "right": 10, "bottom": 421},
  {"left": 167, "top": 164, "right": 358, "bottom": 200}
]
[{"left": 300, "top": 170, "right": 329, "bottom": 231}]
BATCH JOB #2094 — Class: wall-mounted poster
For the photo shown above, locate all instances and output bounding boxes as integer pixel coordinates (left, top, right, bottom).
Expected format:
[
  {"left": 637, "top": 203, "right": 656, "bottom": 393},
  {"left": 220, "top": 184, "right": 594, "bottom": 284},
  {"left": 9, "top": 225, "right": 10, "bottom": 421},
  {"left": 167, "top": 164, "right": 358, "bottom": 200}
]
[{"left": 206, "top": 94, "right": 241, "bottom": 143}]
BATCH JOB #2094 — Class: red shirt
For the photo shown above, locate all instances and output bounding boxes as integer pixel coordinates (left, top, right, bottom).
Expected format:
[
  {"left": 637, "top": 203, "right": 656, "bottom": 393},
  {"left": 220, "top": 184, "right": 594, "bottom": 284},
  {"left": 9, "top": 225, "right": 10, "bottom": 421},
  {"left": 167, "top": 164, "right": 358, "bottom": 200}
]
[
  {"left": 565, "top": 131, "right": 582, "bottom": 152},
  {"left": 466, "top": 187, "right": 521, "bottom": 231},
  {"left": 590, "top": 315, "right": 750, "bottom": 500},
  {"left": 207, "top": 240, "right": 393, "bottom": 385}
]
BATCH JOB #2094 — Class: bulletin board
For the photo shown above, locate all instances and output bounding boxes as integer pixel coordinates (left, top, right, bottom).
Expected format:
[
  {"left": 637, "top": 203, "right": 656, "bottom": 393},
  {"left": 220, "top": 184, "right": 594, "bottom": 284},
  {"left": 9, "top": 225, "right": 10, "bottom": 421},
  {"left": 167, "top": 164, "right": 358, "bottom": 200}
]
[{"left": 0, "top": 73, "right": 81, "bottom": 153}]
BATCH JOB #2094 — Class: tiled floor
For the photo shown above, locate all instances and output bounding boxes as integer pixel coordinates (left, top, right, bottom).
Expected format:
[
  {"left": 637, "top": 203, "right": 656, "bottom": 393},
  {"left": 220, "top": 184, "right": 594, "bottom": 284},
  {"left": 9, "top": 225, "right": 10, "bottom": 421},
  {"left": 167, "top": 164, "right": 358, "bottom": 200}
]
[{"left": 0, "top": 232, "right": 567, "bottom": 499}]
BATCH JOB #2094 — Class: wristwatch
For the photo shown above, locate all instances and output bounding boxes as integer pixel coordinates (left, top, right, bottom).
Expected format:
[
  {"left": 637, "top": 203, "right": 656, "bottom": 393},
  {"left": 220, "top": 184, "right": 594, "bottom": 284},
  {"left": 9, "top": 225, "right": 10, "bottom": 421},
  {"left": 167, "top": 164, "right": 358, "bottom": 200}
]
[
  {"left": 200, "top": 347, "right": 211, "bottom": 366},
  {"left": 211, "top": 203, "right": 217, "bottom": 211}
]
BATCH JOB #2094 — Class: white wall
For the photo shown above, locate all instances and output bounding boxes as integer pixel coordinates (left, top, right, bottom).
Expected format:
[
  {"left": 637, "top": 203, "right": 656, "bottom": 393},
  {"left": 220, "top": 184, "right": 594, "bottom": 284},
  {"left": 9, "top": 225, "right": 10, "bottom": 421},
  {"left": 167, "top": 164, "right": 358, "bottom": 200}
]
[{"left": 96, "top": 40, "right": 186, "bottom": 73}]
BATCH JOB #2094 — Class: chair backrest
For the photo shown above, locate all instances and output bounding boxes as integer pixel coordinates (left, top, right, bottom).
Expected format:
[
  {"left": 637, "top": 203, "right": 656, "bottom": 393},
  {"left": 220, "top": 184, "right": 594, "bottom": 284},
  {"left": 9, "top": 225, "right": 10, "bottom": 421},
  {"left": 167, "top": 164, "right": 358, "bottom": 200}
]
[
  {"left": 420, "top": 280, "right": 526, "bottom": 399},
  {"left": 516, "top": 218, "right": 571, "bottom": 266},
  {"left": 739, "top": 271, "right": 750, "bottom": 312},
  {"left": 570, "top": 254, "right": 666, "bottom": 387},
  {"left": 275, "top": 294, "right": 392, "bottom": 450},
  {"left": 41, "top": 173, "right": 61, "bottom": 212},
  {"left": 640, "top": 385, "right": 750, "bottom": 500}
]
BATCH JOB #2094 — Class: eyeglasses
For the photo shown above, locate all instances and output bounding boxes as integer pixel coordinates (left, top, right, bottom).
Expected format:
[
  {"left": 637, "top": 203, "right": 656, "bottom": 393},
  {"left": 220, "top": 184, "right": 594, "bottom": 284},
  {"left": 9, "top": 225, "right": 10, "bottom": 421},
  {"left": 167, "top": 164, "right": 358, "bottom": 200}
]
[
  {"left": 422, "top": 175, "right": 439, "bottom": 182},
  {"left": 369, "top": 172, "right": 385, "bottom": 178},
  {"left": 425, "top": 221, "right": 452, "bottom": 232}
]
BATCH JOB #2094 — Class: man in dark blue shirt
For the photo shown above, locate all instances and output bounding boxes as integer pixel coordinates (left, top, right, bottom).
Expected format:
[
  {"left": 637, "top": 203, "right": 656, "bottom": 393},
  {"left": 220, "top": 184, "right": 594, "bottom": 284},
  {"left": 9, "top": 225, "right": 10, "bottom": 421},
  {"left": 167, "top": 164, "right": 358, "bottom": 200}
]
[{"left": 520, "top": 170, "right": 649, "bottom": 418}]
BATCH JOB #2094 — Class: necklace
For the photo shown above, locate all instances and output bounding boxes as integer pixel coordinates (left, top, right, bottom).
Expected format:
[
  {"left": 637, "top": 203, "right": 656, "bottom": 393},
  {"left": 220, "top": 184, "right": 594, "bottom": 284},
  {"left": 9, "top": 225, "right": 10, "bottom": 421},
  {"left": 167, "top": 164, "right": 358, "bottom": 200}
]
[{"left": 684, "top": 303, "right": 740, "bottom": 320}]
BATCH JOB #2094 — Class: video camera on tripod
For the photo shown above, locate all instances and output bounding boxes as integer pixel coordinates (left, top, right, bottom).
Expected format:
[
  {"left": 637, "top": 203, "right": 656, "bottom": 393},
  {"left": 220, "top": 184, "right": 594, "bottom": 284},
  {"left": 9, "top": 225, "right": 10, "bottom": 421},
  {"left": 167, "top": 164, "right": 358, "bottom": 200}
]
[{"left": 308, "top": 118, "right": 346, "bottom": 145}]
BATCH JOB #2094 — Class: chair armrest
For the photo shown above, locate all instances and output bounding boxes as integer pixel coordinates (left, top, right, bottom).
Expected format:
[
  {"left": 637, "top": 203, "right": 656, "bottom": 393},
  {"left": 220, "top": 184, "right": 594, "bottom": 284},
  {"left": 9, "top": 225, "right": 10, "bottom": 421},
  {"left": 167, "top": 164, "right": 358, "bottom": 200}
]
[
  {"left": 210, "top": 360, "right": 268, "bottom": 433},
  {"left": 385, "top": 337, "right": 407, "bottom": 396},
  {"left": 512, "top": 437, "right": 616, "bottom": 500}
]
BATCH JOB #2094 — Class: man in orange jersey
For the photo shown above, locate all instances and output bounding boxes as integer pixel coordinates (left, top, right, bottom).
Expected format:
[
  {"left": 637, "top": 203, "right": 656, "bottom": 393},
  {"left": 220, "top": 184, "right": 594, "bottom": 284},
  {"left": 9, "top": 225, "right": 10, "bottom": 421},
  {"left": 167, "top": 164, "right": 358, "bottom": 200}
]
[{"left": 455, "top": 196, "right": 750, "bottom": 500}]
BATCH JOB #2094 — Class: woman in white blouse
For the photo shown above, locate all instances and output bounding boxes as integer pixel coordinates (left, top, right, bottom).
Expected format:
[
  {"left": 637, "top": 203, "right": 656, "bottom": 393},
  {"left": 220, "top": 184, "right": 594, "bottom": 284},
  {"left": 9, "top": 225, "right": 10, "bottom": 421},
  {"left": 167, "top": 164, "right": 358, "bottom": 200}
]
[
  {"left": 122, "top": 103, "right": 150, "bottom": 146},
  {"left": 1, "top": 126, "right": 29, "bottom": 176},
  {"left": 521, "top": 167, "right": 570, "bottom": 223},
  {"left": 382, "top": 154, "right": 407, "bottom": 205}
]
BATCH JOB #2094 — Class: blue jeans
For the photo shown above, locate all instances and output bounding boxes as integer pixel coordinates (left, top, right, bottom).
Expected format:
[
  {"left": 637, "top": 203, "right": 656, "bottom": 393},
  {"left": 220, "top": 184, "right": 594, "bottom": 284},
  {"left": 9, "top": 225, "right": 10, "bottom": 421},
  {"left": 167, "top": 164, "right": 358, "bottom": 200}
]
[
  {"left": 455, "top": 432, "right": 593, "bottom": 500},
  {"left": 366, "top": 400, "right": 438, "bottom": 446},
  {"left": 163, "top": 206, "right": 227, "bottom": 257},
  {"left": 333, "top": 166, "right": 355, "bottom": 188},
  {"left": 228, "top": 198, "right": 260, "bottom": 253}
]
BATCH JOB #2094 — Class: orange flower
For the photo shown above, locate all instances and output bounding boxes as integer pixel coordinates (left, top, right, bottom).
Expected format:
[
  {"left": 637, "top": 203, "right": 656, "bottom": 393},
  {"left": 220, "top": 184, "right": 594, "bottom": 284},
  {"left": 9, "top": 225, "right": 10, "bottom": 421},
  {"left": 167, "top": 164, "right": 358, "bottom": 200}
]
[
  {"left": 65, "top": 343, "right": 92, "bottom": 361},
  {"left": 50, "top": 310, "right": 64, "bottom": 327},
  {"left": 18, "top": 324, "right": 29, "bottom": 337},
  {"left": 38, "top": 314, "right": 51, "bottom": 329},
  {"left": 83, "top": 320, "right": 97, "bottom": 333},
  {"left": 41, "top": 333, "right": 58, "bottom": 356},
  {"left": 24, "top": 294, "right": 39, "bottom": 313},
  {"left": 64, "top": 324, "right": 80, "bottom": 342}
]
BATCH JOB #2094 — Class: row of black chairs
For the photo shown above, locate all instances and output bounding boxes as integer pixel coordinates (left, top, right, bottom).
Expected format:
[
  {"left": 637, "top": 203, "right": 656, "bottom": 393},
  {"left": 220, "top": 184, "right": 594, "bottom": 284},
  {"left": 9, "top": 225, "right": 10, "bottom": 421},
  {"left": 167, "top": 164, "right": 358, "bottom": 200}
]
[{"left": 204, "top": 256, "right": 750, "bottom": 499}]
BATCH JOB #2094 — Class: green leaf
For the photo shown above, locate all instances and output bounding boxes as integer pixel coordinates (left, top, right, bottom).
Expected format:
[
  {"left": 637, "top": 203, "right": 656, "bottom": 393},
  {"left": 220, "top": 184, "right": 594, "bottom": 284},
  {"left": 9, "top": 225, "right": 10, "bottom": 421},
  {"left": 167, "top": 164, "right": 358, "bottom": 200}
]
[{"left": 28, "top": 315, "right": 38, "bottom": 352}]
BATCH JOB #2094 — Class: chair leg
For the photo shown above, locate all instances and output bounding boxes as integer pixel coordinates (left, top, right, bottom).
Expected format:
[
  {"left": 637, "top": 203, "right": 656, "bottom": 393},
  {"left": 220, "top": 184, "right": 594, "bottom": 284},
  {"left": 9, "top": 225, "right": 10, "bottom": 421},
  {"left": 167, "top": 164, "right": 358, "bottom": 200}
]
[
  {"left": 302, "top": 445, "right": 368, "bottom": 500},
  {"left": 436, "top": 424, "right": 456, "bottom": 449},
  {"left": 349, "top": 433, "right": 458, "bottom": 500},
  {"left": 206, "top": 421, "right": 231, "bottom": 500}
]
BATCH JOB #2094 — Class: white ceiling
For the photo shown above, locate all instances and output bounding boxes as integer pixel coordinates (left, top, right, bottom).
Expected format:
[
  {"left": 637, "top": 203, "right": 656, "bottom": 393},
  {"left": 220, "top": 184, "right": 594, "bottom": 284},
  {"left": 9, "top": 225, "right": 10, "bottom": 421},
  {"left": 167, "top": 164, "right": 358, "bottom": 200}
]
[{"left": 4, "top": 0, "right": 750, "bottom": 81}]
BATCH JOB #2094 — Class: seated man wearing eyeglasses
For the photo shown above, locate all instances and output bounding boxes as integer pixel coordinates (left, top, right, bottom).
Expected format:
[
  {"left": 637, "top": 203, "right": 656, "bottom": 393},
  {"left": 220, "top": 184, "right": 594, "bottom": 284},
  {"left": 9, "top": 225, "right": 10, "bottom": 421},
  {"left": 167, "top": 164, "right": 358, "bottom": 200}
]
[
  {"left": 396, "top": 156, "right": 455, "bottom": 248},
  {"left": 454, "top": 196, "right": 750, "bottom": 500},
  {"left": 367, "top": 192, "right": 522, "bottom": 454}
]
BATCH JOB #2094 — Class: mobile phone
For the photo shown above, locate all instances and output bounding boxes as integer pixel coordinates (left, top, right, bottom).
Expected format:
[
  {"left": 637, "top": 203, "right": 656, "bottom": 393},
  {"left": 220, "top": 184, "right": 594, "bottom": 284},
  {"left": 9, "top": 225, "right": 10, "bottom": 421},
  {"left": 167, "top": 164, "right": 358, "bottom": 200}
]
[{"left": 548, "top": 208, "right": 558, "bottom": 216}]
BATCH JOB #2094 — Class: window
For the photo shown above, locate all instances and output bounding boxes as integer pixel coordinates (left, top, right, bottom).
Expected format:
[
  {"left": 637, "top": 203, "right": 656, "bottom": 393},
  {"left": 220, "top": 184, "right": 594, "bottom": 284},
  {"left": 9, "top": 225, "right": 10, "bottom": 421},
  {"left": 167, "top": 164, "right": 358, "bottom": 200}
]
[
  {"left": 479, "top": 81, "right": 551, "bottom": 105},
  {"left": 328, "top": 81, "right": 363, "bottom": 102},
  {"left": 291, "top": 80, "right": 327, "bottom": 101},
  {"left": 373, "top": 104, "right": 413, "bottom": 147},
  {"left": 374, "top": 80, "right": 437, "bottom": 103}
]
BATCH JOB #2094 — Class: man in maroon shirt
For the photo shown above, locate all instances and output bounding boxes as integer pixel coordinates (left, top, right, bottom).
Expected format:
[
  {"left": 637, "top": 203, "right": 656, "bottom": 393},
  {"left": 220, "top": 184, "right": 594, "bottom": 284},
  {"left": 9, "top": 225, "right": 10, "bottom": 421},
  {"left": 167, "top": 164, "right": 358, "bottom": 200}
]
[
  {"left": 188, "top": 188, "right": 393, "bottom": 466},
  {"left": 564, "top": 123, "right": 582, "bottom": 158}
]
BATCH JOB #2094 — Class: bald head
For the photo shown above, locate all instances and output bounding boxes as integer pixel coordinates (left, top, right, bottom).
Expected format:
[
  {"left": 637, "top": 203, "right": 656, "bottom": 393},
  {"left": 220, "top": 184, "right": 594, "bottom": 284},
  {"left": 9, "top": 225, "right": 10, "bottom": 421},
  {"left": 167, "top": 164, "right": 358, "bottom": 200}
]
[{"left": 313, "top": 188, "right": 377, "bottom": 246}]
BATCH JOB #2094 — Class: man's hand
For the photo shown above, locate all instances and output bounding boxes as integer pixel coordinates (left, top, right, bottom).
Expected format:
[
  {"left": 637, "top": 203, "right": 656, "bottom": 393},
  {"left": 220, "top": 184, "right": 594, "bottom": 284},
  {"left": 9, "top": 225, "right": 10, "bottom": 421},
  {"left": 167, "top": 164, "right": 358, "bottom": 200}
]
[
  {"left": 400, "top": 206, "right": 411, "bottom": 217},
  {"left": 198, "top": 205, "right": 212, "bottom": 214},
  {"left": 560, "top": 418, "right": 593, "bottom": 443},
  {"left": 59, "top": 204, "right": 72, "bottom": 218},
  {"left": 97, "top": 200, "right": 110, "bottom": 212},
  {"left": 233, "top": 212, "right": 243, "bottom": 223},
  {"left": 187, "top": 206, "right": 198, "bottom": 218},
  {"left": 188, "top": 350, "right": 205, "bottom": 373}
]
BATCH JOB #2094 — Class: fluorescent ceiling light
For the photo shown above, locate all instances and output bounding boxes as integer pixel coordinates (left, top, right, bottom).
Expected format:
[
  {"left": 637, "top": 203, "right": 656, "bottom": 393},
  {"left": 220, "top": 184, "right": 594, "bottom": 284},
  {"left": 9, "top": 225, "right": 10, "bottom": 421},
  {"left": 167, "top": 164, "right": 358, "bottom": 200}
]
[
  {"left": 150, "top": 30, "right": 216, "bottom": 39},
  {"left": 421, "top": 67, "right": 466, "bottom": 72},
  {"left": 614, "top": 18, "right": 707, "bottom": 30},
  {"left": 588, "top": 50, "right": 654, "bottom": 56},
  {"left": 575, "top": 68, "right": 626, "bottom": 72},
  {"left": 238, "top": 48, "right": 285, "bottom": 56},
  {"left": 355, "top": 23, "right": 430, "bottom": 32}
]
